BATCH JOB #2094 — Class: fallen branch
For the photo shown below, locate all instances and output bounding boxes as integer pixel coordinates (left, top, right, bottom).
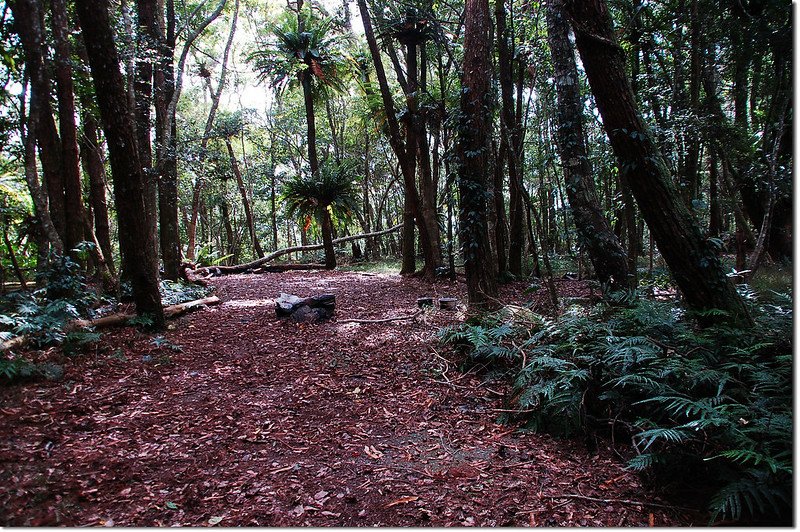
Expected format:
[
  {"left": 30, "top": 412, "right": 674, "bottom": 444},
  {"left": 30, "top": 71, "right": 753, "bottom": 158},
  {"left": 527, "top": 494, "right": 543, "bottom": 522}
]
[
  {"left": 541, "top": 494, "right": 693, "bottom": 511},
  {"left": 337, "top": 308, "right": 423, "bottom": 324},
  {"left": 258, "top": 263, "right": 327, "bottom": 273},
  {"left": 191, "top": 223, "right": 403, "bottom": 276},
  {"left": 1, "top": 296, "right": 221, "bottom": 352}
]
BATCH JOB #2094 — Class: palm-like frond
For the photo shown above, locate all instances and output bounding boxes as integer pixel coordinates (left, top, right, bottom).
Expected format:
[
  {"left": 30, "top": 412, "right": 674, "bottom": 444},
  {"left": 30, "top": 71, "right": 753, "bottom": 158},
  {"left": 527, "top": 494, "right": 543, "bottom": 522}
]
[
  {"left": 281, "top": 161, "right": 359, "bottom": 226},
  {"left": 248, "top": 10, "right": 346, "bottom": 97}
]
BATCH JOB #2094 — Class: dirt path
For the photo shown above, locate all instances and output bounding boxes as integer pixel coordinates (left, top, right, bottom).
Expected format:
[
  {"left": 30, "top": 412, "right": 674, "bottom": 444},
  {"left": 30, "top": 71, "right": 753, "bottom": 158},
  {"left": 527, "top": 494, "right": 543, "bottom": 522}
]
[{"left": 1, "top": 272, "right": 695, "bottom": 526}]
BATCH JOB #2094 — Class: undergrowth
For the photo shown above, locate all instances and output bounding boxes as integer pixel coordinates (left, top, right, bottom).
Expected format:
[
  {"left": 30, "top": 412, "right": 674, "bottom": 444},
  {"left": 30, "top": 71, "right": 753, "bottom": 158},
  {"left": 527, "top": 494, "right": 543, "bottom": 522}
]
[
  {"left": 1, "top": 258, "right": 211, "bottom": 383},
  {"left": 0, "top": 255, "right": 100, "bottom": 382},
  {"left": 439, "top": 288, "right": 792, "bottom": 524}
]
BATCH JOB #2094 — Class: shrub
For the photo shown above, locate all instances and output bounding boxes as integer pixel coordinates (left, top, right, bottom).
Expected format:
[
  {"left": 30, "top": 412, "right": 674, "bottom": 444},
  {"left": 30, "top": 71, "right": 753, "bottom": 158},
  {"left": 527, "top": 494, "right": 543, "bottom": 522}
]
[{"left": 439, "top": 291, "right": 792, "bottom": 524}]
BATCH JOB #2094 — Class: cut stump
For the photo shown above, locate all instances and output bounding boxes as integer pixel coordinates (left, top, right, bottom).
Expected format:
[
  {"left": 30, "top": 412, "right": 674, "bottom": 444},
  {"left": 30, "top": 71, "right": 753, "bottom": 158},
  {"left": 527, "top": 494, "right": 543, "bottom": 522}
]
[{"left": 438, "top": 297, "right": 458, "bottom": 310}]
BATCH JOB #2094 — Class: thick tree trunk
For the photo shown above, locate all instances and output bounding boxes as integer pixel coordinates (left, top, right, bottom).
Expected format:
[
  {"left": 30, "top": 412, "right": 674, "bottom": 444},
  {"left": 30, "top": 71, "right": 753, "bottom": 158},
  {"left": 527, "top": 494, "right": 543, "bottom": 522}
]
[
  {"left": 75, "top": 0, "right": 165, "bottom": 327},
  {"left": 134, "top": 0, "right": 160, "bottom": 271},
  {"left": 566, "top": 0, "right": 750, "bottom": 324},
  {"left": 458, "top": 0, "right": 498, "bottom": 307},
  {"left": 152, "top": 1, "right": 181, "bottom": 280},
  {"left": 546, "top": 0, "right": 630, "bottom": 290},
  {"left": 301, "top": 75, "right": 320, "bottom": 178}
]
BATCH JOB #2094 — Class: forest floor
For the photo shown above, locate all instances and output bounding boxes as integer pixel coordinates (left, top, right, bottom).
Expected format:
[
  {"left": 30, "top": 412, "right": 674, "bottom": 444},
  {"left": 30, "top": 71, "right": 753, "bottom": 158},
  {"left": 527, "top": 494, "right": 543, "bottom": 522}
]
[{"left": 0, "top": 271, "right": 702, "bottom": 526}]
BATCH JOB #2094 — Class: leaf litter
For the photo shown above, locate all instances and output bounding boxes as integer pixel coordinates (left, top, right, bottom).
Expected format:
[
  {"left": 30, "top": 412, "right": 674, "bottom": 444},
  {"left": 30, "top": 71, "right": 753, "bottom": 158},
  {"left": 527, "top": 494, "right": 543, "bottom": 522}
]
[{"left": 0, "top": 271, "right": 701, "bottom": 526}]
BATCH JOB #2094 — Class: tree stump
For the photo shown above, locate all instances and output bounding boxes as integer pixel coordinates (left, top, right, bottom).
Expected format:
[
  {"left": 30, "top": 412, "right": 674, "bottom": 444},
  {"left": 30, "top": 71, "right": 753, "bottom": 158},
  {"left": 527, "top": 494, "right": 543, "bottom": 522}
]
[
  {"left": 417, "top": 297, "right": 434, "bottom": 308},
  {"left": 275, "top": 293, "right": 335, "bottom": 323},
  {"left": 438, "top": 297, "right": 458, "bottom": 310}
]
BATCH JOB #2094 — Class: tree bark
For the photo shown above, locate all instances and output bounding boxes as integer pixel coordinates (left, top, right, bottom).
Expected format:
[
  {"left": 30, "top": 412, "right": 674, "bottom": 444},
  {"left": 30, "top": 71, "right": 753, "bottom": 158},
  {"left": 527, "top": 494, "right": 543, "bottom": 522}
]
[
  {"left": 498, "top": 2, "right": 525, "bottom": 276},
  {"left": 9, "top": 0, "right": 67, "bottom": 244},
  {"left": 458, "top": 0, "right": 498, "bottom": 307},
  {"left": 79, "top": 111, "right": 116, "bottom": 274},
  {"left": 50, "top": 0, "right": 87, "bottom": 252},
  {"left": 75, "top": 0, "right": 165, "bottom": 328},
  {"left": 224, "top": 138, "right": 263, "bottom": 258},
  {"left": 546, "top": 0, "right": 630, "bottom": 290},
  {"left": 134, "top": 0, "right": 160, "bottom": 272},
  {"left": 356, "top": 0, "right": 439, "bottom": 279},
  {"left": 566, "top": 0, "right": 750, "bottom": 325},
  {"left": 18, "top": 82, "right": 64, "bottom": 256}
]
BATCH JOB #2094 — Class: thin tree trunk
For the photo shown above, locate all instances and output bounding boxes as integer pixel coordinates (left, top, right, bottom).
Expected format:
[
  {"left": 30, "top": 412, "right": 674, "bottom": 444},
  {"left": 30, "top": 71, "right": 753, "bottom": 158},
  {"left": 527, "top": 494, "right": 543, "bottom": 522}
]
[
  {"left": 79, "top": 111, "right": 116, "bottom": 274},
  {"left": 9, "top": 0, "right": 67, "bottom": 244},
  {"left": 401, "top": 198, "right": 416, "bottom": 274},
  {"left": 51, "top": 0, "right": 87, "bottom": 252},
  {"left": 356, "top": 0, "right": 438, "bottom": 279},
  {"left": 492, "top": 138, "right": 509, "bottom": 275},
  {"left": 18, "top": 80, "right": 64, "bottom": 257},
  {"left": 496, "top": 0, "right": 524, "bottom": 276},
  {"left": 224, "top": 138, "right": 263, "bottom": 258},
  {"left": 2, "top": 214, "right": 27, "bottom": 289}
]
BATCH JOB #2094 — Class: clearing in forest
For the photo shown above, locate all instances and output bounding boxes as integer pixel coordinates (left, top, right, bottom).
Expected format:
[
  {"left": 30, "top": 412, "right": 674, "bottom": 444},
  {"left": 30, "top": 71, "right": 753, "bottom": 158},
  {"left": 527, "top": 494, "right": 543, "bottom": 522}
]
[{"left": 0, "top": 272, "right": 698, "bottom": 526}]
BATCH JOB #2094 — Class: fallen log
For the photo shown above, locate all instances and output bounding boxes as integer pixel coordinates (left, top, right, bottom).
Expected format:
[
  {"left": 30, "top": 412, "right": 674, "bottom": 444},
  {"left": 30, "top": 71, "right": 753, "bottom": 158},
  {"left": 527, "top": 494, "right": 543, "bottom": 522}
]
[
  {"left": 0, "top": 296, "right": 221, "bottom": 352},
  {"left": 191, "top": 223, "right": 403, "bottom": 276}
]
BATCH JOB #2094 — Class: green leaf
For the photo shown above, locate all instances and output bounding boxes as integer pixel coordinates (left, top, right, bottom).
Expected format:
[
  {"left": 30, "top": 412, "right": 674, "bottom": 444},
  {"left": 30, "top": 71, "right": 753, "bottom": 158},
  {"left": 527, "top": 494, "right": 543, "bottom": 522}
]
[
  {"left": 165, "top": 501, "right": 178, "bottom": 510},
  {"left": 208, "top": 516, "right": 223, "bottom": 525}
]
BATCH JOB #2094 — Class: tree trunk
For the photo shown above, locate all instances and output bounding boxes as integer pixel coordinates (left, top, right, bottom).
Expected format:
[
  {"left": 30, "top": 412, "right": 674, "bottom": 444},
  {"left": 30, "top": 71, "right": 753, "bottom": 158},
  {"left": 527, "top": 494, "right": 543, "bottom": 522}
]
[
  {"left": 301, "top": 75, "right": 320, "bottom": 178},
  {"left": 224, "top": 138, "right": 263, "bottom": 258},
  {"left": 75, "top": 0, "right": 165, "bottom": 327},
  {"left": 546, "top": 0, "right": 630, "bottom": 290},
  {"left": 566, "top": 0, "right": 750, "bottom": 325},
  {"left": 219, "top": 200, "right": 237, "bottom": 265},
  {"left": 9, "top": 0, "right": 67, "bottom": 245},
  {"left": 134, "top": 0, "right": 160, "bottom": 269},
  {"left": 401, "top": 199, "right": 416, "bottom": 274},
  {"left": 152, "top": 1, "right": 181, "bottom": 280},
  {"left": 492, "top": 139, "right": 509, "bottom": 275},
  {"left": 51, "top": 0, "right": 87, "bottom": 252},
  {"left": 356, "top": 0, "right": 439, "bottom": 279},
  {"left": 79, "top": 111, "right": 116, "bottom": 274},
  {"left": 458, "top": 0, "right": 498, "bottom": 307},
  {"left": 18, "top": 83, "right": 64, "bottom": 256},
  {"left": 320, "top": 207, "right": 336, "bottom": 270}
]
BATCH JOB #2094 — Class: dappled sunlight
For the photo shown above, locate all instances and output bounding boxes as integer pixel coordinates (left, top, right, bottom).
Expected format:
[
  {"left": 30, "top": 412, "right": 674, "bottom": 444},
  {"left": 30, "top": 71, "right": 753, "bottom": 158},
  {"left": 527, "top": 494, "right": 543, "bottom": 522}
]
[{"left": 223, "top": 298, "right": 274, "bottom": 309}]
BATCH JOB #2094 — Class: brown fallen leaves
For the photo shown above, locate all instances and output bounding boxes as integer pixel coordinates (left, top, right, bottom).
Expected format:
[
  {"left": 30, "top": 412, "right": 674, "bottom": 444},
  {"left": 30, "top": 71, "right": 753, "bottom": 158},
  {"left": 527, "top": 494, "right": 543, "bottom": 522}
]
[{"left": 0, "top": 271, "right": 699, "bottom": 526}]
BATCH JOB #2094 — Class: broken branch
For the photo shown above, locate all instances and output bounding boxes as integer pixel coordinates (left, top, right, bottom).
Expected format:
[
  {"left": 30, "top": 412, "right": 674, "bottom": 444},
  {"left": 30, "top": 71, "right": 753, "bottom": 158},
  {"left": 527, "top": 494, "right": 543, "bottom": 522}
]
[{"left": 191, "top": 223, "right": 403, "bottom": 276}]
